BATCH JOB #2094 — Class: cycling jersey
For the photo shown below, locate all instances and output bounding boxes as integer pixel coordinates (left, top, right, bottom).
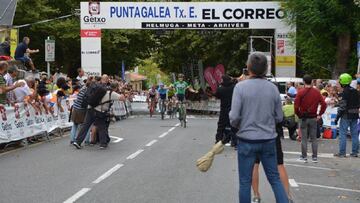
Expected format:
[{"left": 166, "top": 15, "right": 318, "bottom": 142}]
[
  {"left": 158, "top": 87, "right": 168, "bottom": 100},
  {"left": 173, "top": 81, "right": 189, "bottom": 95},
  {"left": 148, "top": 89, "right": 157, "bottom": 98}
]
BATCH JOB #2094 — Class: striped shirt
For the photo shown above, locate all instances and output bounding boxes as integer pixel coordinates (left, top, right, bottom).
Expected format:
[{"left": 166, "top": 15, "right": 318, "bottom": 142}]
[{"left": 72, "top": 86, "right": 87, "bottom": 110}]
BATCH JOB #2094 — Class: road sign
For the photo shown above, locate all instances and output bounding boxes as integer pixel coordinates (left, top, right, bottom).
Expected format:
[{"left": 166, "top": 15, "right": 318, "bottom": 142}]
[
  {"left": 357, "top": 41, "right": 360, "bottom": 58},
  {"left": 45, "top": 39, "right": 55, "bottom": 62}
]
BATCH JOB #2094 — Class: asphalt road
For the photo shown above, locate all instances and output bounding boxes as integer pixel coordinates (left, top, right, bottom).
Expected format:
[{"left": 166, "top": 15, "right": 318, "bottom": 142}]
[{"left": 0, "top": 114, "right": 359, "bottom": 203}]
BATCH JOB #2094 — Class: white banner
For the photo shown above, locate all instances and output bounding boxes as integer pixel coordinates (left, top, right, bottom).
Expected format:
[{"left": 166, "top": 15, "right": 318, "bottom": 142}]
[
  {"left": 81, "top": 30, "right": 102, "bottom": 76},
  {"left": 0, "top": 100, "right": 128, "bottom": 144},
  {"left": 0, "top": 100, "right": 72, "bottom": 144},
  {"left": 81, "top": 2, "right": 288, "bottom": 30}
]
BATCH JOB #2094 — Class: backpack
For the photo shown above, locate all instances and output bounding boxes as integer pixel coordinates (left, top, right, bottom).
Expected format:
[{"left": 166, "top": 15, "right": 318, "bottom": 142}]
[{"left": 86, "top": 83, "right": 108, "bottom": 108}]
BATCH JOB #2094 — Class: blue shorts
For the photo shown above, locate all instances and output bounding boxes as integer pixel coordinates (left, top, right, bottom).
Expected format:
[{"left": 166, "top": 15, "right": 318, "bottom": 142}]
[
  {"left": 16, "top": 55, "right": 31, "bottom": 63},
  {"left": 159, "top": 94, "right": 166, "bottom": 100}
]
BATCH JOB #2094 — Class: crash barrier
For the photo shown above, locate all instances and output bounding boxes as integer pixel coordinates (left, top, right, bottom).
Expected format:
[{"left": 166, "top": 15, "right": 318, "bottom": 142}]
[
  {"left": 132, "top": 95, "right": 147, "bottom": 102},
  {"left": 186, "top": 99, "right": 220, "bottom": 112},
  {"left": 0, "top": 99, "right": 130, "bottom": 144}
]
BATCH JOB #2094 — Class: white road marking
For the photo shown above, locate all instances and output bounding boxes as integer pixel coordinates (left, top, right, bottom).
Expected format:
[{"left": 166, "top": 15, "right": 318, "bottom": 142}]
[
  {"left": 159, "top": 132, "right": 168, "bottom": 138},
  {"left": 146, "top": 140, "right": 158, "bottom": 147},
  {"left": 126, "top": 149, "right": 144, "bottom": 160},
  {"left": 285, "top": 163, "right": 339, "bottom": 171},
  {"left": 109, "top": 136, "right": 124, "bottom": 143},
  {"left": 92, "top": 164, "right": 123, "bottom": 184},
  {"left": 175, "top": 123, "right": 180, "bottom": 127},
  {"left": 283, "top": 151, "right": 334, "bottom": 158},
  {"left": 63, "top": 188, "right": 91, "bottom": 203},
  {"left": 297, "top": 182, "right": 360, "bottom": 193},
  {"left": 289, "top": 179, "right": 299, "bottom": 187},
  {"left": 167, "top": 127, "right": 176, "bottom": 132}
]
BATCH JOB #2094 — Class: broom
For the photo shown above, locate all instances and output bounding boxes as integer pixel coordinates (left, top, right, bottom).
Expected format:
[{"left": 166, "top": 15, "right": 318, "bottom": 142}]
[{"left": 196, "top": 141, "right": 225, "bottom": 172}]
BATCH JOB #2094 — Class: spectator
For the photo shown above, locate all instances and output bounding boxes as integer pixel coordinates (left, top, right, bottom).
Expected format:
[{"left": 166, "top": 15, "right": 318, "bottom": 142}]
[
  {"left": 214, "top": 75, "right": 237, "bottom": 147},
  {"left": 69, "top": 79, "right": 93, "bottom": 144},
  {"left": 0, "top": 37, "right": 11, "bottom": 56},
  {"left": 334, "top": 73, "right": 359, "bottom": 158},
  {"left": 229, "top": 52, "right": 289, "bottom": 203},
  {"left": 14, "top": 37, "right": 39, "bottom": 72},
  {"left": 73, "top": 82, "right": 126, "bottom": 149},
  {"left": 295, "top": 74, "right": 327, "bottom": 163},
  {"left": 76, "top": 68, "right": 87, "bottom": 86},
  {"left": 0, "top": 61, "right": 24, "bottom": 105},
  {"left": 282, "top": 97, "right": 298, "bottom": 140},
  {"left": 286, "top": 82, "right": 297, "bottom": 98},
  {"left": 4, "top": 65, "right": 19, "bottom": 104},
  {"left": 13, "top": 77, "right": 33, "bottom": 103}
]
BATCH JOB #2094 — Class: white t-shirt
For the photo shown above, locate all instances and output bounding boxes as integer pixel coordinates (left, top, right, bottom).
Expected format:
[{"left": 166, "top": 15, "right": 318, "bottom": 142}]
[
  {"left": 76, "top": 75, "right": 87, "bottom": 86},
  {"left": 95, "top": 91, "right": 121, "bottom": 112},
  {"left": 13, "top": 80, "right": 32, "bottom": 103}
]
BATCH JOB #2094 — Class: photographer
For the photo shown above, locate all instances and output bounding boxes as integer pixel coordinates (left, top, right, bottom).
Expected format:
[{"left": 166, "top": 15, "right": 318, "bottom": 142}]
[
  {"left": 73, "top": 82, "right": 125, "bottom": 150},
  {"left": 294, "top": 75, "right": 326, "bottom": 163}
]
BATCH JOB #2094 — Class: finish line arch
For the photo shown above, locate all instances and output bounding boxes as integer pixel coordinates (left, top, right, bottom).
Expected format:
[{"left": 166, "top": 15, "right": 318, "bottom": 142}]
[{"left": 80, "top": 1, "right": 296, "bottom": 77}]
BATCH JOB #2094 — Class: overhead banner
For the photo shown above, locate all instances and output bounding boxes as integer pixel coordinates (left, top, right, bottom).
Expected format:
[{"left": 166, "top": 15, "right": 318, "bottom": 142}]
[{"left": 81, "top": 2, "right": 288, "bottom": 30}]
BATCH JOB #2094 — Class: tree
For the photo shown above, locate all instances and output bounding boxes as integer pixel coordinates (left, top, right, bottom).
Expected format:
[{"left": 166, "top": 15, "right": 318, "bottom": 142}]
[{"left": 283, "top": 0, "right": 360, "bottom": 78}]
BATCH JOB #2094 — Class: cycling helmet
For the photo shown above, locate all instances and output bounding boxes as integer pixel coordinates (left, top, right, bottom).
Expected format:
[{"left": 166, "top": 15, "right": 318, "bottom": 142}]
[
  {"left": 159, "top": 82, "right": 164, "bottom": 86},
  {"left": 178, "top": 73, "right": 184, "bottom": 78},
  {"left": 339, "top": 73, "right": 352, "bottom": 85}
]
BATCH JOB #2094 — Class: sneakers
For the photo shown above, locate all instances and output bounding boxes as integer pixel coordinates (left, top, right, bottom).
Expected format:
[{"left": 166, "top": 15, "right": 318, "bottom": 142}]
[
  {"left": 350, "top": 153, "right": 358, "bottom": 158},
  {"left": 252, "top": 196, "right": 261, "bottom": 203},
  {"left": 99, "top": 145, "right": 107, "bottom": 150},
  {"left": 72, "top": 142, "right": 81, "bottom": 149},
  {"left": 334, "top": 153, "right": 346, "bottom": 158},
  {"left": 298, "top": 156, "right": 308, "bottom": 163},
  {"left": 312, "top": 157, "right": 318, "bottom": 163}
]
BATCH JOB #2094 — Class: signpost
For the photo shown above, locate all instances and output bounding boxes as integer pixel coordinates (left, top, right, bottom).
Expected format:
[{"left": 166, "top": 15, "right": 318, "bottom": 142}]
[{"left": 45, "top": 37, "right": 55, "bottom": 76}]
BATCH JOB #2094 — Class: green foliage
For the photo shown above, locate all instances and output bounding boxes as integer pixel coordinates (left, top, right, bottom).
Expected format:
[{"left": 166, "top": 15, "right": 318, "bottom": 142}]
[
  {"left": 137, "top": 58, "right": 171, "bottom": 88},
  {"left": 283, "top": 0, "right": 360, "bottom": 78}
]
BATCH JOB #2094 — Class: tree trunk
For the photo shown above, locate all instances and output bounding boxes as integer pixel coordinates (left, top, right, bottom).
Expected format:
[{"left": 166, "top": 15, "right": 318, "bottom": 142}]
[{"left": 333, "top": 33, "right": 351, "bottom": 79}]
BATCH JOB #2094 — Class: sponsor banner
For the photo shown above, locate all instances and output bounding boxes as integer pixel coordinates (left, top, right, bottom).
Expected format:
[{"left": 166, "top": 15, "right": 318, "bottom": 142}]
[
  {"left": 81, "top": 37, "right": 102, "bottom": 76},
  {"left": 275, "top": 29, "right": 296, "bottom": 77},
  {"left": 80, "top": 2, "right": 287, "bottom": 30},
  {"left": 0, "top": 100, "right": 72, "bottom": 144},
  {"left": 0, "top": 100, "right": 127, "bottom": 144},
  {"left": 80, "top": 29, "right": 102, "bottom": 37},
  {"left": 322, "top": 107, "right": 338, "bottom": 128},
  {"left": 276, "top": 56, "right": 296, "bottom": 67}
]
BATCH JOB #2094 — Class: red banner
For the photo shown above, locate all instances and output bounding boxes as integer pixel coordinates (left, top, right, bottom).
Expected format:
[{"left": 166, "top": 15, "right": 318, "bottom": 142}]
[
  {"left": 80, "top": 29, "right": 101, "bottom": 38},
  {"left": 204, "top": 67, "right": 218, "bottom": 93},
  {"left": 213, "top": 64, "right": 225, "bottom": 84}
]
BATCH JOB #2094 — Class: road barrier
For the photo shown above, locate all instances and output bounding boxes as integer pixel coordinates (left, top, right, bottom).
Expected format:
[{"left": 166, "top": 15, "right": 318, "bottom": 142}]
[
  {"left": 0, "top": 99, "right": 130, "bottom": 144},
  {"left": 186, "top": 99, "right": 220, "bottom": 112}
]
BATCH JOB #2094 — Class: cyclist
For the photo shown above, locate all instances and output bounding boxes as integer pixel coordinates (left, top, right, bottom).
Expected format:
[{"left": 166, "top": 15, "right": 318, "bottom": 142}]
[
  {"left": 147, "top": 85, "right": 158, "bottom": 114},
  {"left": 157, "top": 83, "right": 168, "bottom": 114},
  {"left": 173, "top": 73, "right": 197, "bottom": 102}
]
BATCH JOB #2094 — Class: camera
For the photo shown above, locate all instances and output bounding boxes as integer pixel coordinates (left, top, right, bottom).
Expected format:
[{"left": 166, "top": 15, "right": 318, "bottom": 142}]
[{"left": 243, "top": 68, "right": 249, "bottom": 76}]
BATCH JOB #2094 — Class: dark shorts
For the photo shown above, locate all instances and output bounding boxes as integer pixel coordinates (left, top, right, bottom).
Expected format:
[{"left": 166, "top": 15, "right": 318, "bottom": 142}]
[
  {"left": 255, "top": 135, "right": 284, "bottom": 165},
  {"left": 177, "top": 94, "right": 185, "bottom": 102},
  {"left": 159, "top": 94, "right": 166, "bottom": 100},
  {"left": 16, "top": 55, "right": 31, "bottom": 63}
]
